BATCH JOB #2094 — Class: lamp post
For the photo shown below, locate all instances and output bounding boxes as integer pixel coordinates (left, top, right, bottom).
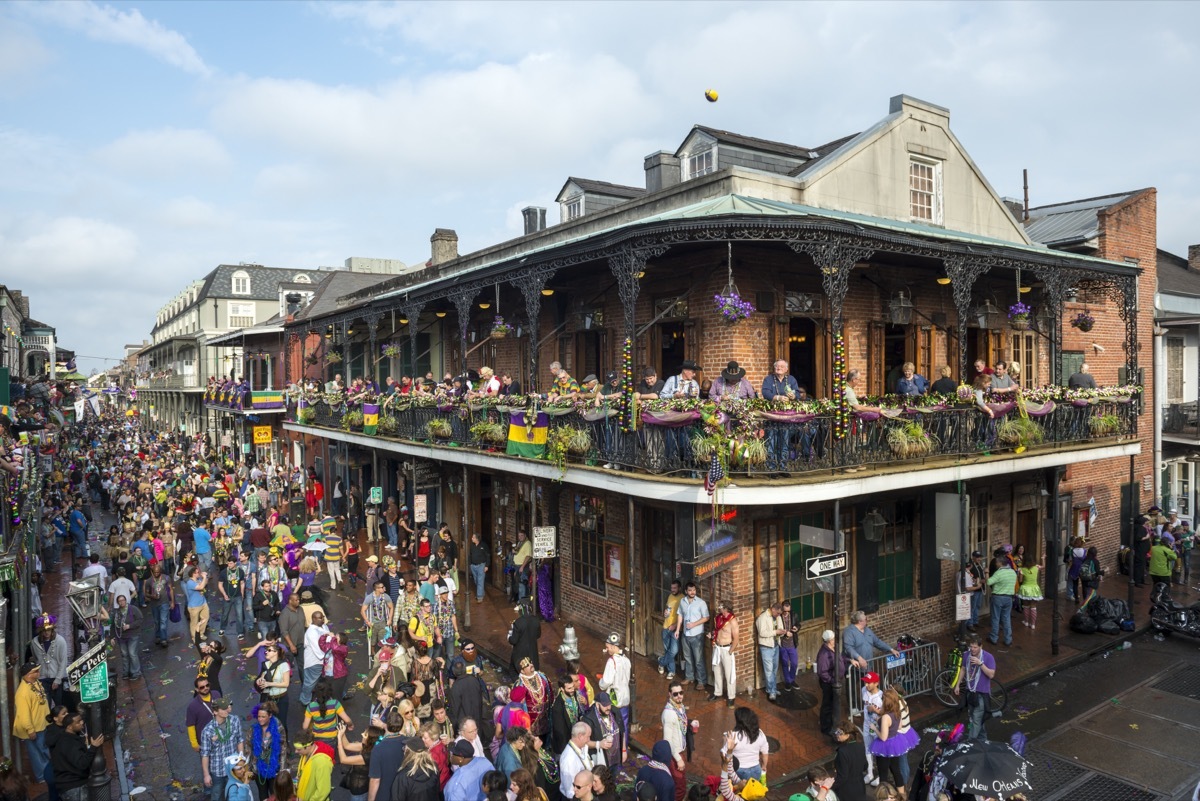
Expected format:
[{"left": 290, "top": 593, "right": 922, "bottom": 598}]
[
  {"left": 66, "top": 580, "right": 112, "bottom": 801},
  {"left": 0, "top": 598, "right": 9, "bottom": 761}
]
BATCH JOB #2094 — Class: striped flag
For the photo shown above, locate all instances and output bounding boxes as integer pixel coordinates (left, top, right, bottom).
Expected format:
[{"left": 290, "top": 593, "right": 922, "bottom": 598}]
[
  {"left": 704, "top": 454, "right": 724, "bottom": 495},
  {"left": 362, "top": 403, "right": 380, "bottom": 435}
]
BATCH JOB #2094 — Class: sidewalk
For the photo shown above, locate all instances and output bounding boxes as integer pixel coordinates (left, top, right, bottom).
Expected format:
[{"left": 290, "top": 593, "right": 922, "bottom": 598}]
[{"left": 465, "top": 576, "right": 1194, "bottom": 789}]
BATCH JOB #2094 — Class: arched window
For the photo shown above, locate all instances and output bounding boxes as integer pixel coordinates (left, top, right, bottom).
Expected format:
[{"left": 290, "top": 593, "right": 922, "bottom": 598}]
[
  {"left": 232, "top": 270, "right": 251, "bottom": 295},
  {"left": 293, "top": 274, "right": 311, "bottom": 284}
]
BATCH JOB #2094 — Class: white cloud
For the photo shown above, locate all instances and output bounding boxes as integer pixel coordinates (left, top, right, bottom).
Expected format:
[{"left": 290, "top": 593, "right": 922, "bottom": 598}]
[
  {"left": 0, "top": 22, "right": 53, "bottom": 91},
  {"left": 156, "top": 197, "right": 229, "bottom": 229},
  {"left": 97, "top": 128, "right": 231, "bottom": 180},
  {"left": 0, "top": 216, "right": 139, "bottom": 280},
  {"left": 20, "top": 0, "right": 210, "bottom": 76}
]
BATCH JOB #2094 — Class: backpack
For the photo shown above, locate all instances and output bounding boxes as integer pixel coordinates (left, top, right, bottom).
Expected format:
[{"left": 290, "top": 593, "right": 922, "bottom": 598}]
[{"left": 1079, "top": 559, "right": 1097, "bottom": 582}]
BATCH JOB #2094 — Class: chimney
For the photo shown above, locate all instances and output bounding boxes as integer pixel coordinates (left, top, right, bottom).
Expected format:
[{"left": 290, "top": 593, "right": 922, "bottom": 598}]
[
  {"left": 644, "top": 151, "right": 681, "bottom": 193},
  {"left": 1001, "top": 197, "right": 1025, "bottom": 221},
  {"left": 430, "top": 228, "right": 459, "bottom": 266},
  {"left": 521, "top": 207, "right": 547, "bottom": 235},
  {"left": 11, "top": 291, "right": 29, "bottom": 318},
  {"left": 1189, "top": 245, "right": 1200, "bottom": 272}
]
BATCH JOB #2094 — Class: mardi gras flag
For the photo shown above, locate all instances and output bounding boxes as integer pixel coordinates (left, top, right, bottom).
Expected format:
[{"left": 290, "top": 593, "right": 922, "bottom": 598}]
[
  {"left": 362, "top": 403, "right": 380, "bottom": 435},
  {"left": 506, "top": 411, "right": 548, "bottom": 458}
]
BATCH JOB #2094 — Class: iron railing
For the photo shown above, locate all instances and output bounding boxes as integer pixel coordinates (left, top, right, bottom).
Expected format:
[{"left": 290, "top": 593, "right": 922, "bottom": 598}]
[
  {"left": 290, "top": 397, "right": 1138, "bottom": 478},
  {"left": 846, "top": 640, "right": 942, "bottom": 716}
]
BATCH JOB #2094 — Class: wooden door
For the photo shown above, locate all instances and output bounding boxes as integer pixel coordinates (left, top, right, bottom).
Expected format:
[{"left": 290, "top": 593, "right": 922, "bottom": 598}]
[{"left": 867, "top": 323, "right": 885, "bottom": 395}]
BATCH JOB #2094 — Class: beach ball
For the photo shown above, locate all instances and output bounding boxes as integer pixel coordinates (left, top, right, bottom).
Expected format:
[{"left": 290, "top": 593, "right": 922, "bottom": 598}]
[{"left": 704, "top": 88, "right": 719, "bottom": 103}]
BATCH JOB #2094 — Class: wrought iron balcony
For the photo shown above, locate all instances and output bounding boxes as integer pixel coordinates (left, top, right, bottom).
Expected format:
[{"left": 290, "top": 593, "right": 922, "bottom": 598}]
[{"left": 289, "top": 390, "right": 1139, "bottom": 478}]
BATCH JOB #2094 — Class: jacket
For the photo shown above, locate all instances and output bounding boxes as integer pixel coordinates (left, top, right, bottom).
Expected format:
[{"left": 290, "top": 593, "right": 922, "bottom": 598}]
[
  {"left": 391, "top": 763, "right": 442, "bottom": 801},
  {"left": 447, "top": 673, "right": 487, "bottom": 730},
  {"left": 297, "top": 741, "right": 335, "bottom": 801},
  {"left": 1150, "top": 543, "right": 1178, "bottom": 576},
  {"left": 508, "top": 613, "right": 542, "bottom": 674},
  {"left": 634, "top": 741, "right": 678, "bottom": 801},
  {"left": 13, "top": 679, "right": 49, "bottom": 740},
  {"left": 599, "top": 652, "right": 631, "bottom": 707},
  {"left": 754, "top": 611, "right": 782, "bottom": 648},
  {"left": 27, "top": 634, "right": 69, "bottom": 681},
  {"left": 52, "top": 731, "right": 97, "bottom": 791}
]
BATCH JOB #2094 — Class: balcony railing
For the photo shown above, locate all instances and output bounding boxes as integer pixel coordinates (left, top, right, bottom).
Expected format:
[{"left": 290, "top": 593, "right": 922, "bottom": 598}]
[
  {"left": 1163, "top": 402, "right": 1200, "bottom": 438},
  {"left": 203, "top": 388, "right": 286, "bottom": 412},
  {"left": 135, "top": 375, "right": 201, "bottom": 390},
  {"left": 287, "top": 389, "right": 1140, "bottom": 478}
]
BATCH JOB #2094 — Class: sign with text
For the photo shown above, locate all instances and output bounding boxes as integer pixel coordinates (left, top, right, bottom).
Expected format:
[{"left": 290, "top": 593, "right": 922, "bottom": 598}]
[
  {"left": 955, "top": 592, "right": 972, "bottom": 621},
  {"left": 532, "top": 527, "right": 557, "bottom": 559},
  {"left": 80, "top": 661, "right": 110, "bottom": 704},
  {"left": 694, "top": 548, "right": 740, "bottom": 580},
  {"left": 805, "top": 551, "right": 848, "bottom": 580},
  {"left": 253, "top": 426, "right": 273, "bottom": 445},
  {"left": 369, "top": 486, "right": 383, "bottom": 505},
  {"left": 66, "top": 641, "right": 108, "bottom": 686},
  {"left": 413, "top": 493, "right": 428, "bottom": 523}
]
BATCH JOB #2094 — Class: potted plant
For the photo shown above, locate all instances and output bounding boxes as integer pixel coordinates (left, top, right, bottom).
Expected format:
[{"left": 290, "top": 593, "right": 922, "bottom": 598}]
[
  {"left": 1008, "top": 301, "right": 1032, "bottom": 331},
  {"left": 730, "top": 436, "right": 768, "bottom": 466},
  {"left": 564, "top": 427, "right": 592, "bottom": 455},
  {"left": 304, "top": 353, "right": 319, "bottom": 366},
  {"left": 378, "top": 415, "right": 399, "bottom": 436},
  {"left": 1071, "top": 311, "right": 1095, "bottom": 332},
  {"left": 470, "top": 420, "right": 508, "bottom": 445},
  {"left": 325, "top": 351, "right": 343, "bottom": 365},
  {"left": 886, "top": 420, "right": 938, "bottom": 458},
  {"left": 380, "top": 343, "right": 402, "bottom": 359},
  {"left": 426, "top": 418, "right": 453, "bottom": 440},
  {"left": 341, "top": 410, "right": 364, "bottom": 431},
  {"left": 1089, "top": 412, "right": 1120, "bottom": 437},
  {"left": 491, "top": 316, "right": 515, "bottom": 339},
  {"left": 296, "top": 407, "right": 315, "bottom": 424},
  {"left": 996, "top": 416, "right": 1044, "bottom": 451},
  {"left": 713, "top": 290, "right": 755, "bottom": 324}
]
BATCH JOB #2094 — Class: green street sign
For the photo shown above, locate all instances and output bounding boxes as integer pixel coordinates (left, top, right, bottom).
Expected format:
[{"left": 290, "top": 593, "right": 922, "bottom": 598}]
[
  {"left": 369, "top": 486, "right": 382, "bottom": 505},
  {"left": 79, "top": 662, "right": 109, "bottom": 704}
]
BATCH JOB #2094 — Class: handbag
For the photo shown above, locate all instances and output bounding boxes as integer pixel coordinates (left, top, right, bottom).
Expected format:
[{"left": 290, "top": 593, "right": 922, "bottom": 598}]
[{"left": 169, "top": 602, "right": 182, "bottom": 623}]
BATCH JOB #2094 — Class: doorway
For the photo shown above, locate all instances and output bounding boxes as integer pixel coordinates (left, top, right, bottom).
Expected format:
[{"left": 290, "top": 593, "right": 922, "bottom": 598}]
[
  {"left": 576, "top": 331, "right": 605, "bottom": 382},
  {"left": 1014, "top": 508, "right": 1041, "bottom": 562},
  {"left": 659, "top": 322, "right": 686, "bottom": 377},
  {"left": 639, "top": 506, "right": 677, "bottom": 657},
  {"left": 788, "top": 318, "right": 817, "bottom": 395},
  {"left": 883, "top": 324, "right": 909, "bottom": 394}
]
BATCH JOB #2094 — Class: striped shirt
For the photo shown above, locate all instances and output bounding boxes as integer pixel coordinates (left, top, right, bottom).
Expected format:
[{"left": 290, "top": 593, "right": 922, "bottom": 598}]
[
  {"left": 304, "top": 700, "right": 344, "bottom": 740},
  {"left": 324, "top": 532, "right": 342, "bottom": 562}
]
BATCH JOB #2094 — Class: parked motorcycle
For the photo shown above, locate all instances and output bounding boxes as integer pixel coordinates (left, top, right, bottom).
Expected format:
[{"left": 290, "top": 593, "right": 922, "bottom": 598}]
[{"left": 1149, "top": 581, "right": 1200, "bottom": 637}]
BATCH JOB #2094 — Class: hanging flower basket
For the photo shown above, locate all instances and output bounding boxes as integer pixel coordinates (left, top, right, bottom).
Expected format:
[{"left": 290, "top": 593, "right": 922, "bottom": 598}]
[
  {"left": 325, "top": 351, "right": 343, "bottom": 365},
  {"left": 714, "top": 290, "right": 754, "bottom": 323},
  {"left": 1008, "top": 301, "right": 1031, "bottom": 331},
  {"left": 491, "top": 315, "right": 515, "bottom": 339},
  {"left": 380, "top": 343, "right": 402, "bottom": 359},
  {"left": 1071, "top": 311, "right": 1095, "bottom": 333}
]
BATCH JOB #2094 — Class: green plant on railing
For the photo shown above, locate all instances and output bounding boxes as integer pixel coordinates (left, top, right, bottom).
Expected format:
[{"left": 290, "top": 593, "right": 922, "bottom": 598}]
[
  {"left": 730, "top": 436, "right": 767, "bottom": 466},
  {"left": 996, "top": 416, "right": 1045, "bottom": 449},
  {"left": 563, "top": 427, "right": 592, "bottom": 455},
  {"left": 470, "top": 421, "right": 508, "bottom": 445},
  {"left": 341, "top": 410, "right": 364, "bottom": 431},
  {"left": 545, "top": 427, "right": 573, "bottom": 478},
  {"left": 325, "top": 351, "right": 343, "bottom": 365},
  {"left": 887, "top": 420, "right": 939, "bottom": 459},
  {"left": 1089, "top": 412, "right": 1121, "bottom": 437},
  {"left": 426, "top": 418, "right": 453, "bottom": 440},
  {"left": 378, "top": 415, "right": 399, "bottom": 436},
  {"left": 296, "top": 407, "right": 315, "bottom": 424}
]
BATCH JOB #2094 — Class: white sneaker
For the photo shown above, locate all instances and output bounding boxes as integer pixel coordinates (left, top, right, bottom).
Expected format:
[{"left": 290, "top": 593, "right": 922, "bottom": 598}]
[
  {"left": 869, "top": 777, "right": 880, "bottom": 787},
  {"left": 658, "top": 666, "right": 665, "bottom": 675}
]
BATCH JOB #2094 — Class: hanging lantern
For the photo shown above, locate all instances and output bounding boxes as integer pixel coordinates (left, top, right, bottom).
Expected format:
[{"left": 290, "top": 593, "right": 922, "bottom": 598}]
[
  {"left": 888, "top": 291, "right": 914, "bottom": 325},
  {"left": 863, "top": 508, "right": 887, "bottom": 542},
  {"left": 974, "top": 300, "right": 1003, "bottom": 329}
]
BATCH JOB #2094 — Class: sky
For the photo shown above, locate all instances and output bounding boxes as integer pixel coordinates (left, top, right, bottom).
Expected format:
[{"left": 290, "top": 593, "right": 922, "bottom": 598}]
[{"left": 3, "top": 0, "right": 1200, "bottom": 373}]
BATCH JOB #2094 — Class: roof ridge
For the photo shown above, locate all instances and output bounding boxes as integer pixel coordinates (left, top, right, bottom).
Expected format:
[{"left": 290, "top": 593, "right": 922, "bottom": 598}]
[{"left": 1026, "top": 190, "right": 1142, "bottom": 213}]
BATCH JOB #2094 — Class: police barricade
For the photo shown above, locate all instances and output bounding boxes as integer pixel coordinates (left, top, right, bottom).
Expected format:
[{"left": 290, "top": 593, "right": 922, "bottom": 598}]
[{"left": 846, "top": 640, "right": 941, "bottom": 717}]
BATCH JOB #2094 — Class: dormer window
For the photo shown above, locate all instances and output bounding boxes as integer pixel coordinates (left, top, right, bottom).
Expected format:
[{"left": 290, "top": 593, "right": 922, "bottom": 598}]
[
  {"left": 293, "top": 274, "right": 311, "bottom": 284},
  {"left": 686, "top": 148, "right": 715, "bottom": 179},
  {"left": 563, "top": 195, "right": 583, "bottom": 222},
  {"left": 232, "top": 270, "right": 251, "bottom": 295},
  {"left": 909, "top": 158, "right": 942, "bottom": 224}
]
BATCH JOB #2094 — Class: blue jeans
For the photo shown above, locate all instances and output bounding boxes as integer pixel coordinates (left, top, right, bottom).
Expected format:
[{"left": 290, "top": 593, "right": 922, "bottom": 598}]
[
  {"left": 965, "top": 690, "right": 989, "bottom": 741},
  {"left": 386, "top": 523, "right": 398, "bottom": 548},
  {"left": 681, "top": 635, "right": 707, "bottom": 685},
  {"left": 300, "top": 663, "right": 323, "bottom": 705},
  {"left": 221, "top": 597, "right": 246, "bottom": 634},
  {"left": 989, "top": 595, "right": 1013, "bottom": 645},
  {"left": 152, "top": 603, "right": 169, "bottom": 642},
  {"left": 24, "top": 730, "right": 49, "bottom": 780},
  {"left": 208, "top": 775, "right": 227, "bottom": 801},
  {"left": 759, "top": 645, "right": 779, "bottom": 697},
  {"left": 659, "top": 629, "right": 680, "bottom": 673},
  {"left": 779, "top": 646, "right": 798, "bottom": 685},
  {"left": 969, "top": 590, "right": 983, "bottom": 625},
  {"left": 120, "top": 636, "right": 142, "bottom": 677},
  {"left": 257, "top": 620, "right": 275, "bottom": 641},
  {"left": 197, "top": 551, "right": 213, "bottom": 574},
  {"left": 71, "top": 532, "right": 87, "bottom": 559},
  {"left": 470, "top": 563, "right": 486, "bottom": 601}
]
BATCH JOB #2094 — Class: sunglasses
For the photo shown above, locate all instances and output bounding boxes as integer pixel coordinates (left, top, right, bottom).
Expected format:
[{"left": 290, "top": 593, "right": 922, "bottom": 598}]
[
  {"left": 670, "top": 691, "right": 684, "bottom": 697},
  {"left": 573, "top": 785, "right": 589, "bottom": 791}
]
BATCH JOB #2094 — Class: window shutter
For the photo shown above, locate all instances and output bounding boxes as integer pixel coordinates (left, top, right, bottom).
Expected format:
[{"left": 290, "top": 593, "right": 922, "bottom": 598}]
[{"left": 867, "top": 323, "right": 885, "bottom": 396}]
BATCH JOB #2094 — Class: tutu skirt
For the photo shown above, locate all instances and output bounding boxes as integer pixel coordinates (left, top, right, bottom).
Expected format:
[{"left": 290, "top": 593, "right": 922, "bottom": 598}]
[
  {"left": 1018, "top": 590, "right": 1043, "bottom": 601},
  {"left": 870, "top": 727, "right": 920, "bottom": 757}
]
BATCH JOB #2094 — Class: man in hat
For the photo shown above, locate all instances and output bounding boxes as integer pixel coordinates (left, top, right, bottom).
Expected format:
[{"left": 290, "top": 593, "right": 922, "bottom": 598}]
[
  {"left": 509, "top": 599, "right": 542, "bottom": 674},
  {"left": 581, "top": 691, "right": 625, "bottom": 768},
  {"left": 578, "top": 374, "right": 600, "bottom": 400},
  {"left": 448, "top": 639, "right": 484, "bottom": 682},
  {"left": 26, "top": 615, "right": 68, "bottom": 705},
  {"left": 861, "top": 671, "right": 884, "bottom": 785},
  {"left": 958, "top": 550, "right": 987, "bottom": 631},
  {"left": 361, "top": 580, "right": 394, "bottom": 654},
  {"left": 660, "top": 361, "right": 701, "bottom": 399},
  {"left": 599, "top": 633, "right": 632, "bottom": 734},
  {"left": 447, "top": 661, "right": 488, "bottom": 731},
  {"left": 445, "top": 737, "right": 493, "bottom": 801},
  {"left": 200, "top": 697, "right": 243, "bottom": 801},
  {"left": 709, "top": 361, "right": 755, "bottom": 400},
  {"left": 294, "top": 731, "right": 335, "bottom": 801},
  {"left": 516, "top": 656, "right": 553, "bottom": 738},
  {"left": 13, "top": 662, "right": 51, "bottom": 782}
]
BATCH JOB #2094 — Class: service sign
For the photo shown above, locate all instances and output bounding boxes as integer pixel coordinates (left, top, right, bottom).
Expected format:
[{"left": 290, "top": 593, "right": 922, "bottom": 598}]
[
  {"left": 66, "top": 641, "right": 109, "bottom": 686},
  {"left": 253, "top": 426, "right": 273, "bottom": 445},
  {"left": 532, "top": 527, "right": 557, "bottom": 559},
  {"left": 369, "top": 486, "right": 383, "bottom": 505}
]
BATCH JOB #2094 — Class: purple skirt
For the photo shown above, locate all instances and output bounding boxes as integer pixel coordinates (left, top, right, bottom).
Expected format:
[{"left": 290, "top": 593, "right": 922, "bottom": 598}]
[{"left": 870, "top": 727, "right": 920, "bottom": 757}]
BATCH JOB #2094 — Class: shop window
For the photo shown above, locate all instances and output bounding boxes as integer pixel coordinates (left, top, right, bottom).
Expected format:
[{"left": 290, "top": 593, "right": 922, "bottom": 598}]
[
  {"left": 878, "top": 501, "right": 915, "bottom": 604},
  {"left": 781, "top": 513, "right": 827, "bottom": 622},
  {"left": 572, "top": 495, "right": 606, "bottom": 595}
]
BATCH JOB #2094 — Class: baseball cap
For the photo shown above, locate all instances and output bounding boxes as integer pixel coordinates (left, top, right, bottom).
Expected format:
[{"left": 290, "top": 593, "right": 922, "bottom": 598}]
[
  {"left": 211, "top": 697, "right": 231, "bottom": 710},
  {"left": 366, "top": 555, "right": 379, "bottom": 563},
  {"left": 862, "top": 672, "right": 880, "bottom": 684},
  {"left": 450, "top": 740, "right": 475, "bottom": 758}
]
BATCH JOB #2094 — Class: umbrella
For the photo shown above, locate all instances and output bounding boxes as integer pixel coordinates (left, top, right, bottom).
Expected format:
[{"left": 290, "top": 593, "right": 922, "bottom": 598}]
[
  {"left": 303, "top": 541, "right": 328, "bottom": 552},
  {"left": 937, "top": 739, "right": 1032, "bottom": 800}
]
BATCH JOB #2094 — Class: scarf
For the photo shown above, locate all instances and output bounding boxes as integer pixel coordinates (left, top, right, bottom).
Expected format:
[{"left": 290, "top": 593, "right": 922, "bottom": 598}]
[
  {"left": 712, "top": 611, "right": 734, "bottom": 643},
  {"left": 252, "top": 717, "right": 281, "bottom": 779}
]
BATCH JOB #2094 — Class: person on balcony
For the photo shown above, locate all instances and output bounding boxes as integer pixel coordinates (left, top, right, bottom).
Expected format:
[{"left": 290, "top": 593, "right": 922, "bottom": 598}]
[
  {"left": 709, "top": 362, "right": 755, "bottom": 401},
  {"left": 972, "top": 374, "right": 995, "bottom": 419},
  {"left": 637, "top": 368, "right": 664, "bottom": 400},
  {"left": 894, "top": 362, "right": 927, "bottom": 397},
  {"left": 548, "top": 362, "right": 580, "bottom": 400},
  {"left": 989, "top": 362, "right": 1018, "bottom": 396},
  {"left": 579, "top": 375, "right": 601, "bottom": 401},
  {"left": 761, "top": 360, "right": 799, "bottom": 402},
  {"left": 660, "top": 361, "right": 701, "bottom": 399},
  {"left": 475, "top": 367, "right": 501, "bottom": 396},
  {"left": 1068, "top": 362, "right": 1097, "bottom": 390},
  {"left": 843, "top": 370, "right": 881, "bottom": 416},
  {"left": 930, "top": 365, "right": 957, "bottom": 395},
  {"left": 499, "top": 371, "right": 522, "bottom": 397}
]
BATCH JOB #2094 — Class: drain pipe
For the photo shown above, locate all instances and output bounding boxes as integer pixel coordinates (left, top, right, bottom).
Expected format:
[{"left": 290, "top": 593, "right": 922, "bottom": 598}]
[{"left": 1153, "top": 323, "right": 1164, "bottom": 507}]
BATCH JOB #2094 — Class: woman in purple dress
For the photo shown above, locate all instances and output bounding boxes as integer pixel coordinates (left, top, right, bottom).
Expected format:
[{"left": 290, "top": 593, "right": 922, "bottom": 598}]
[{"left": 869, "top": 691, "right": 920, "bottom": 790}]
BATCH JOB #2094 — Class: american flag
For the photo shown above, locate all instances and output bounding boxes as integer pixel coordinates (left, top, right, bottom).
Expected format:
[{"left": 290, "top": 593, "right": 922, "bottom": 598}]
[{"left": 704, "top": 453, "right": 724, "bottom": 495}]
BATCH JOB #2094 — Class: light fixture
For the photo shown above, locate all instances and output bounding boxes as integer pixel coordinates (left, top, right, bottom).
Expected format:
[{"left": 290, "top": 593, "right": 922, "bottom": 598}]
[
  {"left": 1018, "top": 285, "right": 1031, "bottom": 294},
  {"left": 888, "top": 291, "right": 914, "bottom": 325},
  {"left": 862, "top": 509, "right": 887, "bottom": 542},
  {"left": 347, "top": 327, "right": 355, "bottom": 336},
  {"left": 936, "top": 276, "right": 952, "bottom": 286},
  {"left": 399, "top": 317, "right": 408, "bottom": 324},
  {"left": 479, "top": 302, "right": 491, "bottom": 310},
  {"left": 67, "top": 580, "right": 103, "bottom": 619},
  {"left": 436, "top": 311, "right": 447, "bottom": 318},
  {"left": 975, "top": 299, "right": 1003, "bottom": 329},
  {"left": 541, "top": 288, "right": 554, "bottom": 296},
  {"left": 636, "top": 270, "right": 646, "bottom": 279}
]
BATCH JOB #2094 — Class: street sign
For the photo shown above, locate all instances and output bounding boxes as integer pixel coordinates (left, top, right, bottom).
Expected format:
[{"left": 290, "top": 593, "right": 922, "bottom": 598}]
[
  {"left": 369, "top": 486, "right": 383, "bottom": 505},
  {"left": 805, "top": 551, "right": 848, "bottom": 580},
  {"left": 66, "top": 641, "right": 108, "bottom": 685},
  {"left": 79, "top": 661, "right": 109, "bottom": 703},
  {"left": 413, "top": 493, "right": 427, "bottom": 523},
  {"left": 253, "top": 426, "right": 272, "bottom": 445},
  {"left": 532, "top": 526, "right": 557, "bottom": 559}
]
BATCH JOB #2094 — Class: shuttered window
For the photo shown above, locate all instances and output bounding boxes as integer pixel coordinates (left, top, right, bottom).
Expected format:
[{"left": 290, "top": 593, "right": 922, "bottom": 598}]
[{"left": 1168, "top": 337, "right": 1184, "bottom": 403}]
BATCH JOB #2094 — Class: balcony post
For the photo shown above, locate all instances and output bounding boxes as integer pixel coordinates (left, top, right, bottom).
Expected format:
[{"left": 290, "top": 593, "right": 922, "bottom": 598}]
[
  {"left": 513, "top": 268, "right": 555, "bottom": 393},
  {"left": 450, "top": 290, "right": 476, "bottom": 376},
  {"left": 943, "top": 256, "right": 993, "bottom": 380},
  {"left": 366, "top": 313, "right": 382, "bottom": 387},
  {"left": 608, "top": 244, "right": 668, "bottom": 429},
  {"left": 1030, "top": 266, "right": 1073, "bottom": 385},
  {"left": 403, "top": 302, "right": 424, "bottom": 380}
]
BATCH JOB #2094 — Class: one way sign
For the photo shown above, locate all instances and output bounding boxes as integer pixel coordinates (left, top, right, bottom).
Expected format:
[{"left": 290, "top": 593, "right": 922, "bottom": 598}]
[{"left": 806, "top": 551, "right": 848, "bottom": 580}]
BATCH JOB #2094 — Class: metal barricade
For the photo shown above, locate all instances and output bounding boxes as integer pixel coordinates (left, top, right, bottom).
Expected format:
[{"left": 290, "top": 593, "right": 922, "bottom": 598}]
[{"left": 846, "top": 640, "right": 941, "bottom": 717}]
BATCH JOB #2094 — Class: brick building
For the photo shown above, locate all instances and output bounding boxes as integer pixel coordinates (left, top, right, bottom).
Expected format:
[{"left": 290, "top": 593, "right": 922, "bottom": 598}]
[{"left": 282, "top": 94, "right": 1150, "bottom": 696}]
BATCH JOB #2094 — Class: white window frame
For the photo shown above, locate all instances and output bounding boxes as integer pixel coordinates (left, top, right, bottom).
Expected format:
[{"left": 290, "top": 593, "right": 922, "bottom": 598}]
[
  {"left": 685, "top": 146, "right": 716, "bottom": 179},
  {"left": 231, "top": 270, "right": 251, "bottom": 295},
  {"left": 562, "top": 195, "right": 583, "bottom": 222},
  {"left": 228, "top": 302, "right": 256, "bottom": 329},
  {"left": 909, "top": 157, "right": 943, "bottom": 225},
  {"left": 293, "top": 274, "right": 311, "bottom": 284}
]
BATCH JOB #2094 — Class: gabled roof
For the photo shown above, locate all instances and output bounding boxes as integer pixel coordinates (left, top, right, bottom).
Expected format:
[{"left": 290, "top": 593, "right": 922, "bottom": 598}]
[
  {"left": 291, "top": 270, "right": 396, "bottom": 323},
  {"left": 1024, "top": 191, "right": 1142, "bottom": 248},
  {"left": 197, "top": 264, "right": 316, "bottom": 303},
  {"left": 555, "top": 177, "right": 646, "bottom": 203},
  {"left": 677, "top": 125, "right": 813, "bottom": 159},
  {"left": 788, "top": 133, "right": 860, "bottom": 177},
  {"left": 1157, "top": 248, "right": 1200, "bottom": 298}
]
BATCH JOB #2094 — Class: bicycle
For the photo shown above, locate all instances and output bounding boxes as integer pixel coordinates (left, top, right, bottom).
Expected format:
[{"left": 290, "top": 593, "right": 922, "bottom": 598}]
[
  {"left": 933, "top": 641, "right": 1006, "bottom": 712},
  {"left": 880, "top": 634, "right": 932, "bottom": 696}
]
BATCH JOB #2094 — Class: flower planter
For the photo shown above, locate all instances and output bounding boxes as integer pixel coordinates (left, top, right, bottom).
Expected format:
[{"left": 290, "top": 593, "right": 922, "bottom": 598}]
[
  {"left": 1009, "top": 318, "right": 1030, "bottom": 331},
  {"left": 1073, "top": 321, "right": 1094, "bottom": 332},
  {"left": 491, "top": 330, "right": 508, "bottom": 339}
]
